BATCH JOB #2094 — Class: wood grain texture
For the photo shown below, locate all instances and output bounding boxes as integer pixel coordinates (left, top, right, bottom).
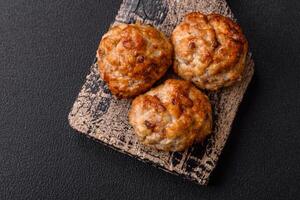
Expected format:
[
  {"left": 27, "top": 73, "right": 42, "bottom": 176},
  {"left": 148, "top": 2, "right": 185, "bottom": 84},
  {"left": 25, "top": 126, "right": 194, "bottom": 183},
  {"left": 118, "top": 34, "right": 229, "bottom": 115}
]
[{"left": 68, "top": 0, "right": 254, "bottom": 185}]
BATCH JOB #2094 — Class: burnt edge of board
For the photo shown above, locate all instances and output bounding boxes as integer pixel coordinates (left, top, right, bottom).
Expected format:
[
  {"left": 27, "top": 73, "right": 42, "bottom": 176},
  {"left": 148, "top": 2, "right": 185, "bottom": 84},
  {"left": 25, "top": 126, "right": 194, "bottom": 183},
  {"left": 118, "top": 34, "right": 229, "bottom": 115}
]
[{"left": 68, "top": 0, "right": 254, "bottom": 185}]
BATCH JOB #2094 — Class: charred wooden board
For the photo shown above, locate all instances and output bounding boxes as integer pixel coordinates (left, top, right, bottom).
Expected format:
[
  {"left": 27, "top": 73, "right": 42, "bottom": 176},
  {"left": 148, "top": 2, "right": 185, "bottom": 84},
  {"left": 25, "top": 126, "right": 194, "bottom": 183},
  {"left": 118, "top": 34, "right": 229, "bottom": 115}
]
[{"left": 68, "top": 0, "right": 254, "bottom": 185}]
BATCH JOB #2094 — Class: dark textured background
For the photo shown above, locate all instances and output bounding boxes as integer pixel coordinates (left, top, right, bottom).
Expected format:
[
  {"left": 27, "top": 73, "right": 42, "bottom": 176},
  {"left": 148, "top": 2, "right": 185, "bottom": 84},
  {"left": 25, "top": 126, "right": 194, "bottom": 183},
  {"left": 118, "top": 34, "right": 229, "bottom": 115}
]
[{"left": 0, "top": 0, "right": 299, "bottom": 199}]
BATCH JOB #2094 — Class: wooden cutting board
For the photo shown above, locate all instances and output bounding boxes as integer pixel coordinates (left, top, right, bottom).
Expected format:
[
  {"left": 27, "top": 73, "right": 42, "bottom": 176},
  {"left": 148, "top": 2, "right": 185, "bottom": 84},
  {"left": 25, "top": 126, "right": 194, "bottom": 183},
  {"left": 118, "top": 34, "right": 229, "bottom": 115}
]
[{"left": 68, "top": 0, "right": 254, "bottom": 185}]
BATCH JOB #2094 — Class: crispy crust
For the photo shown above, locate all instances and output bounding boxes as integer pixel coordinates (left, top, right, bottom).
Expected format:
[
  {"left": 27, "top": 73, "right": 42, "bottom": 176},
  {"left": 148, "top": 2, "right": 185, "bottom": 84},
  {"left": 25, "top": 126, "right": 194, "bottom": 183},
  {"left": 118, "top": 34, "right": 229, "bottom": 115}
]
[
  {"left": 129, "top": 79, "right": 212, "bottom": 152},
  {"left": 97, "top": 23, "right": 173, "bottom": 98},
  {"left": 171, "top": 12, "right": 248, "bottom": 90}
]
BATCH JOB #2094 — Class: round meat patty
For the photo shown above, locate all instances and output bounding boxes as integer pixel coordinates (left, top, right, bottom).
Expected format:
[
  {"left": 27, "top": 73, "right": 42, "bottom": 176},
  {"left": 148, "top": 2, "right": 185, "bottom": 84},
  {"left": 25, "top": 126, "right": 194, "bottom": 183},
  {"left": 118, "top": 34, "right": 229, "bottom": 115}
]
[
  {"left": 97, "top": 23, "right": 173, "bottom": 98},
  {"left": 171, "top": 12, "right": 248, "bottom": 90},
  {"left": 129, "top": 79, "right": 212, "bottom": 152}
]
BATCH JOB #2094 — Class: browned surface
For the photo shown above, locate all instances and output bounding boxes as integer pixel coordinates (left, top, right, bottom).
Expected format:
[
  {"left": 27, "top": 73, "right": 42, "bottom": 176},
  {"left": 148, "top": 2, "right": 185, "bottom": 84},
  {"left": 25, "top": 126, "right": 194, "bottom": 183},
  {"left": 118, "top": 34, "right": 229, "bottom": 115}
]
[
  {"left": 97, "top": 23, "right": 173, "bottom": 98},
  {"left": 129, "top": 79, "right": 212, "bottom": 152},
  {"left": 68, "top": 0, "right": 254, "bottom": 185},
  {"left": 172, "top": 12, "right": 248, "bottom": 90}
]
